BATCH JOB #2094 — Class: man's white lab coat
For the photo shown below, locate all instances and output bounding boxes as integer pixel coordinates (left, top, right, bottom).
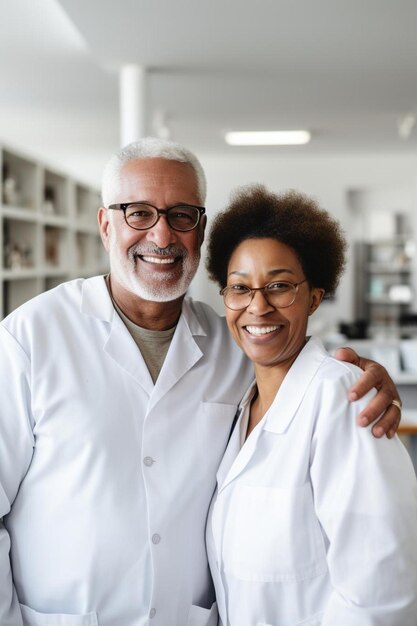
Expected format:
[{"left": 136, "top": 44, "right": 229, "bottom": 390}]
[
  {"left": 0, "top": 276, "right": 253, "bottom": 626},
  {"left": 207, "top": 337, "right": 417, "bottom": 626}
]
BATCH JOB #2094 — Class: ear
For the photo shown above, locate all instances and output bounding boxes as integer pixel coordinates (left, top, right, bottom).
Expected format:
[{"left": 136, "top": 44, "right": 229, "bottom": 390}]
[
  {"left": 308, "top": 287, "right": 325, "bottom": 316},
  {"left": 98, "top": 207, "right": 111, "bottom": 251}
]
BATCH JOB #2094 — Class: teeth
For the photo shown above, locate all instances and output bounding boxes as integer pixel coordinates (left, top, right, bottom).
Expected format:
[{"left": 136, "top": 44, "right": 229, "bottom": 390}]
[
  {"left": 245, "top": 325, "right": 280, "bottom": 336},
  {"left": 142, "top": 256, "right": 175, "bottom": 265}
]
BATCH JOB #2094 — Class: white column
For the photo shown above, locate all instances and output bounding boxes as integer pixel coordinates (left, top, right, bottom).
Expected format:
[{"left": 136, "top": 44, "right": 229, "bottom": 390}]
[{"left": 119, "top": 64, "right": 146, "bottom": 147}]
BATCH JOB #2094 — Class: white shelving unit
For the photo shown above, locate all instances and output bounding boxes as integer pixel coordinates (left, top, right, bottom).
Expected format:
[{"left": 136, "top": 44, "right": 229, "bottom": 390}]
[
  {"left": 1, "top": 143, "right": 108, "bottom": 319},
  {"left": 354, "top": 238, "right": 414, "bottom": 333}
]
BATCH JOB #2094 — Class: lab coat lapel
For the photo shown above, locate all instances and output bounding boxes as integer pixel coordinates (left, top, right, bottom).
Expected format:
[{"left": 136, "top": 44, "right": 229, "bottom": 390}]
[
  {"left": 81, "top": 276, "right": 154, "bottom": 395},
  {"left": 216, "top": 407, "right": 244, "bottom": 488},
  {"left": 147, "top": 298, "right": 205, "bottom": 411},
  {"left": 217, "top": 385, "right": 260, "bottom": 492}
]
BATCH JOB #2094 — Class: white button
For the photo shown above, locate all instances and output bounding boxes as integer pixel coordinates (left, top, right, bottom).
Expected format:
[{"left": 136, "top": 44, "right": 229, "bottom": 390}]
[
  {"left": 152, "top": 533, "right": 161, "bottom": 544},
  {"left": 143, "top": 456, "right": 154, "bottom": 466},
  {"left": 149, "top": 608, "right": 156, "bottom": 618}
]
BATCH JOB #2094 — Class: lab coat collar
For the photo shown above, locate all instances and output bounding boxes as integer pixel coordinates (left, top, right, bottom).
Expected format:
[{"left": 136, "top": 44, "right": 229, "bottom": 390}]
[
  {"left": 81, "top": 275, "right": 115, "bottom": 320},
  {"left": 263, "top": 336, "right": 328, "bottom": 434},
  {"left": 217, "top": 337, "right": 328, "bottom": 492},
  {"left": 80, "top": 277, "right": 206, "bottom": 402}
]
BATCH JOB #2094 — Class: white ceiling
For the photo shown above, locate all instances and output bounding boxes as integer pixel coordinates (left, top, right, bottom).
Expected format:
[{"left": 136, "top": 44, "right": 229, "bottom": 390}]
[{"left": 1, "top": 0, "right": 417, "bottom": 185}]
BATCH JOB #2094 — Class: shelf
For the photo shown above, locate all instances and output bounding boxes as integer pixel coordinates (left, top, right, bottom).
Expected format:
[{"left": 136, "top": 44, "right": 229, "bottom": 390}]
[
  {"left": 1, "top": 143, "right": 108, "bottom": 318},
  {"left": 366, "top": 263, "right": 411, "bottom": 274}
]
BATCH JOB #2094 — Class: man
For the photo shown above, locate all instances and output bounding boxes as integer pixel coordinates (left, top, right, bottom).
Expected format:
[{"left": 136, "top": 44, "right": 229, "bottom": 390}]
[{"left": 0, "top": 138, "right": 401, "bottom": 626}]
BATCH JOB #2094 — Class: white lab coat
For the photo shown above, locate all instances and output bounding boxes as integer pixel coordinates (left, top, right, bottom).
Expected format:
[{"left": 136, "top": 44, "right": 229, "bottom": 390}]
[
  {"left": 0, "top": 276, "right": 254, "bottom": 626},
  {"left": 207, "top": 337, "right": 417, "bottom": 626}
]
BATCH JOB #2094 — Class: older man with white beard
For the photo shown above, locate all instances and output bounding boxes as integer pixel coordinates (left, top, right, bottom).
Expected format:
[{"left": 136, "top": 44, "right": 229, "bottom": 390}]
[{"left": 0, "top": 137, "right": 401, "bottom": 626}]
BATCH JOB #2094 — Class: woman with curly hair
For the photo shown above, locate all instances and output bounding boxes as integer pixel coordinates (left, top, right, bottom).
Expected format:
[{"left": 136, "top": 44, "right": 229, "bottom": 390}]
[{"left": 205, "top": 185, "right": 417, "bottom": 626}]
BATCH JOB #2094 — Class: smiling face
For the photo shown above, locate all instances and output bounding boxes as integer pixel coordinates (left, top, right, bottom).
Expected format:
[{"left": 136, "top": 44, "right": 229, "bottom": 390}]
[
  {"left": 225, "top": 238, "right": 324, "bottom": 375},
  {"left": 98, "top": 158, "right": 206, "bottom": 304}
]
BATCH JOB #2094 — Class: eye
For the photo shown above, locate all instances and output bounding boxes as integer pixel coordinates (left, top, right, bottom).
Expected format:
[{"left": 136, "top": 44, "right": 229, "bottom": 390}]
[
  {"left": 171, "top": 210, "right": 194, "bottom": 221},
  {"left": 267, "top": 281, "right": 292, "bottom": 293},
  {"left": 126, "top": 204, "right": 154, "bottom": 218},
  {"left": 229, "top": 284, "right": 250, "bottom": 293}
]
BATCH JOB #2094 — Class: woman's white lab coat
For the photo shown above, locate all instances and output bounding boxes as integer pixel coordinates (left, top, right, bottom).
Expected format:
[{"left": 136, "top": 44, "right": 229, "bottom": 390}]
[
  {"left": 0, "top": 276, "right": 253, "bottom": 626},
  {"left": 207, "top": 337, "right": 417, "bottom": 626}
]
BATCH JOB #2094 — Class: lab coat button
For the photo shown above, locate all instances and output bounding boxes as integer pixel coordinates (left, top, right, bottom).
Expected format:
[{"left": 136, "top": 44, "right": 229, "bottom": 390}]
[
  {"left": 152, "top": 533, "right": 161, "bottom": 544},
  {"left": 143, "top": 456, "right": 155, "bottom": 466},
  {"left": 149, "top": 608, "right": 156, "bottom": 618}
]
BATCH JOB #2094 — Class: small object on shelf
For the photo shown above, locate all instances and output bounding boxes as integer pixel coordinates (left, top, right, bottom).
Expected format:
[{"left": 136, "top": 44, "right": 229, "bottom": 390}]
[
  {"left": 44, "top": 228, "right": 59, "bottom": 266},
  {"left": 2, "top": 163, "right": 20, "bottom": 206},
  {"left": 43, "top": 185, "right": 56, "bottom": 214},
  {"left": 4, "top": 241, "right": 33, "bottom": 270}
]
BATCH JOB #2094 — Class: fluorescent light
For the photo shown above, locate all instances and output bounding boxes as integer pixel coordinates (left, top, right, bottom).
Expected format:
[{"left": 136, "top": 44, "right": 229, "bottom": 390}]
[{"left": 225, "top": 130, "right": 311, "bottom": 146}]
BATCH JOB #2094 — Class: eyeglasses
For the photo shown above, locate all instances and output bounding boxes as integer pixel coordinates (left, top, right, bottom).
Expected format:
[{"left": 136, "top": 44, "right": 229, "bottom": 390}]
[
  {"left": 107, "top": 202, "right": 205, "bottom": 232},
  {"left": 220, "top": 279, "right": 308, "bottom": 311}
]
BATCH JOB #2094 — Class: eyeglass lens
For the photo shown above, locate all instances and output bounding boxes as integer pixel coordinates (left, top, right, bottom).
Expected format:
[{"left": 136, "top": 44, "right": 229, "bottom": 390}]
[
  {"left": 125, "top": 203, "right": 200, "bottom": 231},
  {"left": 223, "top": 283, "right": 297, "bottom": 310}
]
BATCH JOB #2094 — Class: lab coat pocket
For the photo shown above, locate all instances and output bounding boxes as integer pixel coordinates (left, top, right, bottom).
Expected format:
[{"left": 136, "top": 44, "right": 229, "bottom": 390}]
[
  {"left": 20, "top": 604, "right": 98, "bottom": 626},
  {"left": 187, "top": 600, "right": 218, "bottom": 626},
  {"left": 223, "top": 482, "right": 327, "bottom": 582}
]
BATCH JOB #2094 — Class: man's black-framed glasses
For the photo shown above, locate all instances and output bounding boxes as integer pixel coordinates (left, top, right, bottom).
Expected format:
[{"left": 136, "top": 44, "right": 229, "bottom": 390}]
[
  {"left": 220, "top": 279, "right": 308, "bottom": 311},
  {"left": 108, "top": 202, "right": 206, "bottom": 232}
]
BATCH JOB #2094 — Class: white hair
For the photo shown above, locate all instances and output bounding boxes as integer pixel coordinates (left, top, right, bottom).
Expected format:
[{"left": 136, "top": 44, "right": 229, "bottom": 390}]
[{"left": 101, "top": 137, "right": 207, "bottom": 208}]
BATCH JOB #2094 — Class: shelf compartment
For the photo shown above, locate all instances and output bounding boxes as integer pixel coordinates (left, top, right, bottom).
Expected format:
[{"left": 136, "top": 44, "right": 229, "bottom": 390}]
[
  {"left": 43, "top": 225, "right": 69, "bottom": 271},
  {"left": 75, "top": 185, "right": 100, "bottom": 229},
  {"left": 43, "top": 169, "right": 69, "bottom": 217},
  {"left": 2, "top": 216, "right": 38, "bottom": 271},
  {"left": 3, "top": 278, "right": 41, "bottom": 317},
  {"left": 1, "top": 149, "right": 38, "bottom": 210}
]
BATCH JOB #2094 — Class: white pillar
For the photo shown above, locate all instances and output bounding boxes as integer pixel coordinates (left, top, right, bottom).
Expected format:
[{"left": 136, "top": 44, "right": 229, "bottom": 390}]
[{"left": 119, "top": 64, "right": 146, "bottom": 147}]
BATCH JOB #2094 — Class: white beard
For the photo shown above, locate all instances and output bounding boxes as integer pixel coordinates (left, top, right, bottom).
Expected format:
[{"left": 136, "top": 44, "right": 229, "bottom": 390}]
[{"left": 110, "top": 242, "right": 200, "bottom": 302}]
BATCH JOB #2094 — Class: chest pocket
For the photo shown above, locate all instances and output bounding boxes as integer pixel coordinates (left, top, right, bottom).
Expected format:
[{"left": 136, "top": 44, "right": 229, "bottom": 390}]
[{"left": 221, "top": 482, "right": 327, "bottom": 582}]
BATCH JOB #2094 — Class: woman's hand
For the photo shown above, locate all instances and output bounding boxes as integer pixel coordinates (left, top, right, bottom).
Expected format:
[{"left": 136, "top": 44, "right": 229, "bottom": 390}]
[{"left": 334, "top": 347, "right": 401, "bottom": 439}]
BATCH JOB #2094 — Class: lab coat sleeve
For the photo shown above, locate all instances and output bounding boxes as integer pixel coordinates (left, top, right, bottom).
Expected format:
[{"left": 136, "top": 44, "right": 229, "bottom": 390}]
[
  {"left": 310, "top": 369, "right": 417, "bottom": 626},
  {"left": 0, "top": 326, "right": 34, "bottom": 626}
]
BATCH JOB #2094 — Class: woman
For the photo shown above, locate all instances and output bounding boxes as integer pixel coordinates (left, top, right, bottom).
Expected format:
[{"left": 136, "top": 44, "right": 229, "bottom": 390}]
[{"left": 205, "top": 186, "right": 417, "bottom": 626}]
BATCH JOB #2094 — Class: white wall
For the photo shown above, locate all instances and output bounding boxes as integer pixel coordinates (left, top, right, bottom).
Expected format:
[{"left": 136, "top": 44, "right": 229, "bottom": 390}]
[{"left": 189, "top": 151, "right": 417, "bottom": 336}]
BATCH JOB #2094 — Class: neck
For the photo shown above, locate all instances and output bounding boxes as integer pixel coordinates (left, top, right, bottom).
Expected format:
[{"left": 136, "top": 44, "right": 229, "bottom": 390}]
[
  {"left": 246, "top": 366, "right": 289, "bottom": 440},
  {"left": 107, "top": 275, "right": 183, "bottom": 330}
]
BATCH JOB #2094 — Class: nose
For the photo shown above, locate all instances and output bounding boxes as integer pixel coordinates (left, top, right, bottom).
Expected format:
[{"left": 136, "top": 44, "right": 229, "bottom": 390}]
[
  {"left": 145, "top": 214, "right": 177, "bottom": 249},
  {"left": 246, "top": 289, "right": 274, "bottom": 315}
]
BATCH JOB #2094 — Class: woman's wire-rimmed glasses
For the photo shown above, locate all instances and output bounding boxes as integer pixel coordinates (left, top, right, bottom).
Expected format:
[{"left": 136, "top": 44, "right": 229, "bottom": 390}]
[{"left": 220, "top": 279, "right": 308, "bottom": 311}]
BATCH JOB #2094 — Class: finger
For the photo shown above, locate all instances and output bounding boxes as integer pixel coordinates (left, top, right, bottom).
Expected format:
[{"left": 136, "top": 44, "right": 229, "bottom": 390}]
[
  {"left": 358, "top": 403, "right": 401, "bottom": 438},
  {"left": 334, "top": 347, "right": 359, "bottom": 366},
  {"left": 371, "top": 406, "right": 402, "bottom": 439},
  {"left": 348, "top": 365, "right": 382, "bottom": 402},
  {"left": 356, "top": 389, "right": 396, "bottom": 430}
]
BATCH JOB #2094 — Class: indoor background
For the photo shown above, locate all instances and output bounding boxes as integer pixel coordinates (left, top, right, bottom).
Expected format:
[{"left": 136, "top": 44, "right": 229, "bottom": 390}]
[{"left": 1, "top": 0, "right": 417, "bottom": 455}]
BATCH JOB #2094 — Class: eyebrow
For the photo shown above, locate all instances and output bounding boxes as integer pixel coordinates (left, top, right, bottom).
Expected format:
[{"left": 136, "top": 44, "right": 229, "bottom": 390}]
[{"left": 227, "top": 268, "right": 296, "bottom": 278}]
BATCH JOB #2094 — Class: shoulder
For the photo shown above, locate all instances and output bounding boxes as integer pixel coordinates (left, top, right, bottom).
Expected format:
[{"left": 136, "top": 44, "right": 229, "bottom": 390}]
[
  {"left": 299, "top": 337, "right": 376, "bottom": 425},
  {"left": 183, "top": 296, "right": 231, "bottom": 336},
  {"left": 183, "top": 296, "right": 253, "bottom": 377},
  {"left": 1, "top": 277, "right": 94, "bottom": 351}
]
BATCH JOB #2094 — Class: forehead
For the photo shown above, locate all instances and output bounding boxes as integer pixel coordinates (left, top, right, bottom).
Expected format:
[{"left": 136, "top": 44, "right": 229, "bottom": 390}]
[
  {"left": 114, "top": 158, "right": 200, "bottom": 204},
  {"left": 229, "top": 238, "right": 302, "bottom": 274}
]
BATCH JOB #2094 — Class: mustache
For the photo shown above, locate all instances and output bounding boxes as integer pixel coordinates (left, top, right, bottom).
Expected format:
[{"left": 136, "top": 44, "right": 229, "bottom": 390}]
[{"left": 129, "top": 243, "right": 187, "bottom": 259}]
